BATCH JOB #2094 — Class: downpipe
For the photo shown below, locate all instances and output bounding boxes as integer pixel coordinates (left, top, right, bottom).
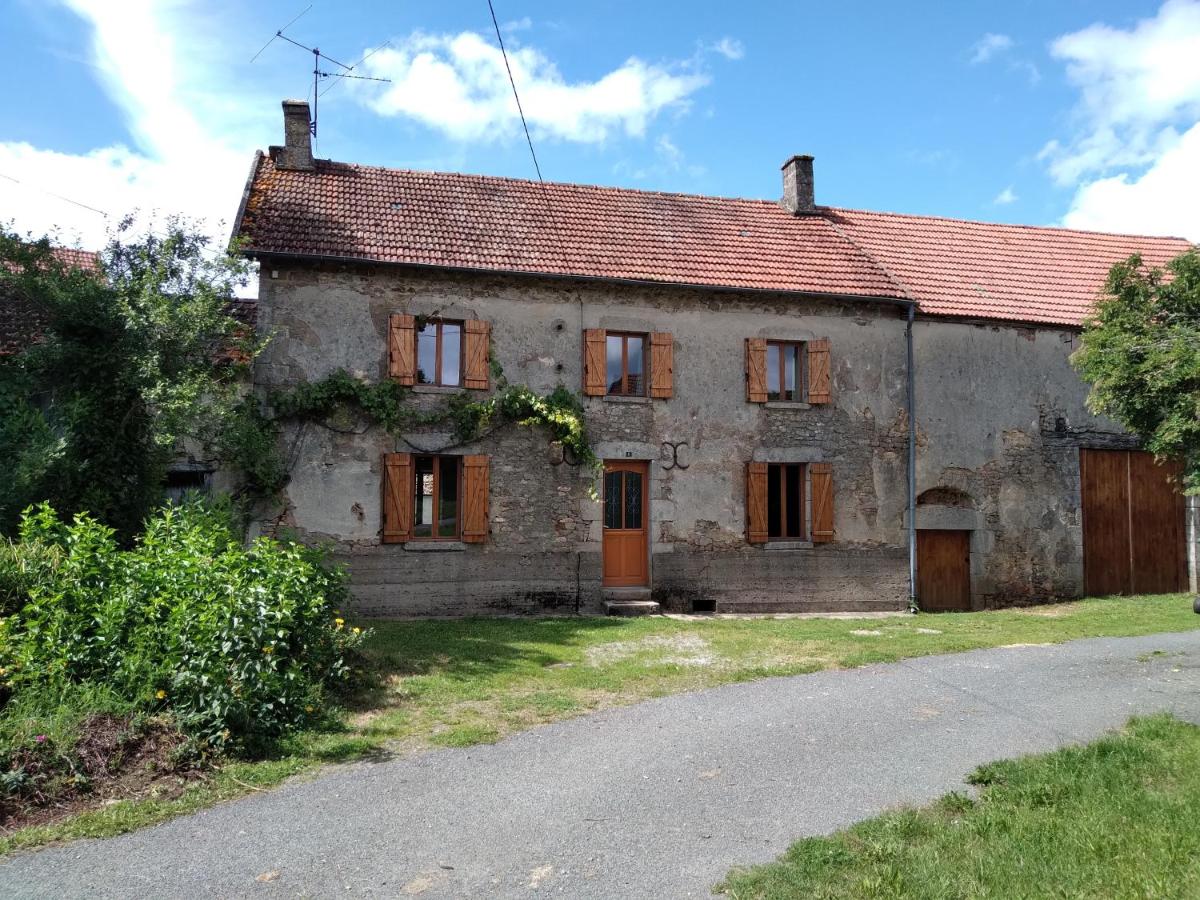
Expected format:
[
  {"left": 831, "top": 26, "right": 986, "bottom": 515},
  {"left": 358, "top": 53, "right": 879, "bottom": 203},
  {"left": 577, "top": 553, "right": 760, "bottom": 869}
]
[{"left": 907, "top": 304, "right": 919, "bottom": 613}]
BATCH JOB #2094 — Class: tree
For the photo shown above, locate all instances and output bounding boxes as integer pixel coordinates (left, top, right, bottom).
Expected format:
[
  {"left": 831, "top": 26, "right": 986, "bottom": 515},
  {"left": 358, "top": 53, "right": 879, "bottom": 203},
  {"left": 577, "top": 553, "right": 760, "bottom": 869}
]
[
  {"left": 0, "top": 220, "right": 255, "bottom": 538},
  {"left": 1073, "top": 250, "right": 1200, "bottom": 494}
]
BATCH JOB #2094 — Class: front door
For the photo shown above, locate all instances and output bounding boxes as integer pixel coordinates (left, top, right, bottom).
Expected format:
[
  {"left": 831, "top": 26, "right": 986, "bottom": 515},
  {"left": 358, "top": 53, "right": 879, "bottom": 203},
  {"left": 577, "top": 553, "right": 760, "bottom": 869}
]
[
  {"left": 602, "top": 461, "right": 649, "bottom": 587},
  {"left": 917, "top": 529, "right": 971, "bottom": 611}
]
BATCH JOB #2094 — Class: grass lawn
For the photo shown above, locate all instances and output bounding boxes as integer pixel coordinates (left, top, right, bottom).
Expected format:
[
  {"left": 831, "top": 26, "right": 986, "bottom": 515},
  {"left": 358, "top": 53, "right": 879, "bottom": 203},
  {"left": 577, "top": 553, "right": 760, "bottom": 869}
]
[
  {"left": 3, "top": 593, "right": 1197, "bottom": 855},
  {"left": 718, "top": 714, "right": 1200, "bottom": 899}
]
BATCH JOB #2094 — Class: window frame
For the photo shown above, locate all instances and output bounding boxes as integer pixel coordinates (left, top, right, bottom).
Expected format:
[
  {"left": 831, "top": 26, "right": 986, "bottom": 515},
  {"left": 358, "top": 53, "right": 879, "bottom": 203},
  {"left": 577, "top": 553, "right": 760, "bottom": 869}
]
[
  {"left": 766, "top": 340, "right": 807, "bottom": 403},
  {"left": 605, "top": 331, "right": 648, "bottom": 397},
  {"left": 415, "top": 319, "right": 465, "bottom": 387},
  {"left": 766, "top": 462, "right": 808, "bottom": 541},
  {"left": 411, "top": 454, "right": 462, "bottom": 541}
]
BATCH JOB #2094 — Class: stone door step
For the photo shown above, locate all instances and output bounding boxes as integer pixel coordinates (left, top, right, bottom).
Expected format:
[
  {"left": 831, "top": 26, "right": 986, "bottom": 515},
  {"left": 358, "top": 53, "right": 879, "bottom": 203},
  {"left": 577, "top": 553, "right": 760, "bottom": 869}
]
[{"left": 604, "top": 600, "right": 661, "bottom": 617}]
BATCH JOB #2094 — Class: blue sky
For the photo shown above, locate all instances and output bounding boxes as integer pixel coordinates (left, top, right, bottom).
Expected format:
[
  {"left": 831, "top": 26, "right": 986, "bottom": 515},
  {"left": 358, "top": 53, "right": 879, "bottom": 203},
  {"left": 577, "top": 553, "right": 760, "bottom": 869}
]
[{"left": 2, "top": 0, "right": 1198, "bottom": 249}]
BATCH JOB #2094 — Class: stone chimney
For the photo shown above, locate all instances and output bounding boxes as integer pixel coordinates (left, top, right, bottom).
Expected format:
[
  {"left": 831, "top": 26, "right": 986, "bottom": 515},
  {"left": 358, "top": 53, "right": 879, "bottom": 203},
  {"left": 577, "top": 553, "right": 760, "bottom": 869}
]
[
  {"left": 781, "top": 154, "right": 815, "bottom": 214},
  {"left": 273, "top": 99, "right": 314, "bottom": 171}
]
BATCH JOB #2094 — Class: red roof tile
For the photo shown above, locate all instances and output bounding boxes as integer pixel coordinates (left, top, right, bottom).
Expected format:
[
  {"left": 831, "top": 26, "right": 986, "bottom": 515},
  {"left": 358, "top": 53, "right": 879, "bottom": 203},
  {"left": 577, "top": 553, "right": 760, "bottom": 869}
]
[
  {"left": 0, "top": 248, "right": 100, "bottom": 355},
  {"left": 827, "top": 208, "right": 1192, "bottom": 326},
  {"left": 235, "top": 153, "right": 1194, "bottom": 327}
]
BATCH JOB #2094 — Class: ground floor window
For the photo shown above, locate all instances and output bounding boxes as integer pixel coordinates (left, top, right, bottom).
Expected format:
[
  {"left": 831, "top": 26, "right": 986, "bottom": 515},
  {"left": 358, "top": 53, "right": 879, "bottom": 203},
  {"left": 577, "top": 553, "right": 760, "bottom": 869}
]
[
  {"left": 413, "top": 455, "right": 460, "bottom": 539},
  {"left": 767, "top": 462, "right": 806, "bottom": 540}
]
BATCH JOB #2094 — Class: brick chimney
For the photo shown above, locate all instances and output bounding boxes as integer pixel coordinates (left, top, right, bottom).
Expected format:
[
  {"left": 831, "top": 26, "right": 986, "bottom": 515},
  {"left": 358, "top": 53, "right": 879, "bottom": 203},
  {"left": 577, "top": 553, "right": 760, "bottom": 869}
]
[
  {"left": 781, "top": 155, "right": 815, "bottom": 214},
  {"left": 272, "top": 99, "right": 314, "bottom": 171}
]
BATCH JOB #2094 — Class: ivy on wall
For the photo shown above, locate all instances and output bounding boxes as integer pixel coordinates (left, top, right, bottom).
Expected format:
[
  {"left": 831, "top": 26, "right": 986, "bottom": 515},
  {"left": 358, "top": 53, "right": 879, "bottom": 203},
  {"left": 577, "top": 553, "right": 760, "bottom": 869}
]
[{"left": 226, "top": 365, "right": 599, "bottom": 503}]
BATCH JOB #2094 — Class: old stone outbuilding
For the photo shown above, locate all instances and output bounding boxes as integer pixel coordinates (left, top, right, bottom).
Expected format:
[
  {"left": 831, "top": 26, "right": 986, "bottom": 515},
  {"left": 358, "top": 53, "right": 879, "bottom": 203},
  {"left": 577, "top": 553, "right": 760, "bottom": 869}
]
[{"left": 232, "top": 100, "right": 1198, "bottom": 617}]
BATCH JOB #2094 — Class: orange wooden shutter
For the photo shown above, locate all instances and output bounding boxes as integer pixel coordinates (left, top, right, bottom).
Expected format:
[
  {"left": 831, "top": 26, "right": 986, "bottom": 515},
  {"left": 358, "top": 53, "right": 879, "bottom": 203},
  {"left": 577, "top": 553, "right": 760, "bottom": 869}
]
[
  {"left": 746, "top": 462, "right": 769, "bottom": 544},
  {"left": 464, "top": 319, "right": 491, "bottom": 390},
  {"left": 461, "top": 455, "right": 490, "bottom": 543},
  {"left": 810, "top": 462, "right": 834, "bottom": 543},
  {"left": 808, "top": 338, "right": 831, "bottom": 404},
  {"left": 382, "top": 452, "right": 412, "bottom": 544},
  {"left": 583, "top": 329, "right": 607, "bottom": 396},
  {"left": 388, "top": 314, "right": 416, "bottom": 385},
  {"left": 649, "top": 332, "right": 673, "bottom": 398},
  {"left": 745, "top": 338, "right": 768, "bottom": 403}
]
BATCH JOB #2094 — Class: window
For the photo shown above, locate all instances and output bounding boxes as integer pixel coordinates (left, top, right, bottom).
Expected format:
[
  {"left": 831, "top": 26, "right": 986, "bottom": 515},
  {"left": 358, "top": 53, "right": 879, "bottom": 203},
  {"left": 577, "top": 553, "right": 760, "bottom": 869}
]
[
  {"left": 605, "top": 332, "right": 645, "bottom": 396},
  {"left": 767, "top": 463, "right": 806, "bottom": 540},
  {"left": 412, "top": 455, "right": 460, "bottom": 539},
  {"left": 416, "top": 320, "right": 462, "bottom": 386},
  {"left": 766, "top": 341, "right": 806, "bottom": 402}
]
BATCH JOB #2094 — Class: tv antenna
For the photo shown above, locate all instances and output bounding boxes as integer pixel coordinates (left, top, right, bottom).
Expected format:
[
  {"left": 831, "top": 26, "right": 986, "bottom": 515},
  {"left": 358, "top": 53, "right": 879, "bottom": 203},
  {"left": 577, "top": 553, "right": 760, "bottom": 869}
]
[{"left": 250, "top": 5, "right": 392, "bottom": 140}]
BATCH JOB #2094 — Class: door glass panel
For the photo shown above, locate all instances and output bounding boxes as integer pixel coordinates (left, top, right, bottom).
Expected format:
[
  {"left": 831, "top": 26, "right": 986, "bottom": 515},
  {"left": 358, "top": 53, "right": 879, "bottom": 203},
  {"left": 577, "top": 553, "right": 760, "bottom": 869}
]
[
  {"left": 606, "top": 335, "right": 623, "bottom": 394},
  {"left": 626, "top": 336, "right": 644, "bottom": 396},
  {"left": 413, "top": 456, "right": 435, "bottom": 537},
  {"left": 767, "top": 464, "right": 782, "bottom": 537},
  {"left": 623, "top": 471, "right": 642, "bottom": 530},
  {"left": 416, "top": 324, "right": 437, "bottom": 385},
  {"left": 603, "top": 471, "right": 622, "bottom": 529},
  {"left": 437, "top": 456, "right": 458, "bottom": 537},
  {"left": 440, "top": 323, "right": 461, "bottom": 386},
  {"left": 766, "top": 344, "right": 780, "bottom": 399}
]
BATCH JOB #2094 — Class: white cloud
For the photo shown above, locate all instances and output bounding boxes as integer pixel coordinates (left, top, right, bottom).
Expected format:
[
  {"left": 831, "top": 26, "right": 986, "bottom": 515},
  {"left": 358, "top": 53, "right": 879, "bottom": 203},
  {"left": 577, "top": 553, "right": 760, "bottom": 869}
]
[
  {"left": 360, "top": 30, "right": 710, "bottom": 143},
  {"left": 709, "top": 37, "right": 745, "bottom": 61},
  {"left": 0, "top": 0, "right": 267, "bottom": 250},
  {"left": 993, "top": 186, "right": 1017, "bottom": 205},
  {"left": 970, "top": 33, "right": 1013, "bottom": 64},
  {"left": 1042, "top": 0, "right": 1200, "bottom": 238}
]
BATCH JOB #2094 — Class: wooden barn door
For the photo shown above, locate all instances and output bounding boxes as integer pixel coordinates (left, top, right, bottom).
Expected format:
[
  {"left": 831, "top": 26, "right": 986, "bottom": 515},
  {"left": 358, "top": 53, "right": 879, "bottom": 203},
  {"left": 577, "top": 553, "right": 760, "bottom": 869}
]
[
  {"left": 917, "top": 530, "right": 971, "bottom": 611},
  {"left": 1081, "top": 449, "right": 1186, "bottom": 596}
]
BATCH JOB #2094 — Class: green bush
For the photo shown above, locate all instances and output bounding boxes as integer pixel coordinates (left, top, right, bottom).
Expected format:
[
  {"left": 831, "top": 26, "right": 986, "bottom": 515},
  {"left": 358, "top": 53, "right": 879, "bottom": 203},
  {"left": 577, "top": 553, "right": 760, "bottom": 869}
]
[
  {"left": 0, "top": 537, "right": 62, "bottom": 617},
  {"left": 0, "top": 501, "right": 364, "bottom": 753}
]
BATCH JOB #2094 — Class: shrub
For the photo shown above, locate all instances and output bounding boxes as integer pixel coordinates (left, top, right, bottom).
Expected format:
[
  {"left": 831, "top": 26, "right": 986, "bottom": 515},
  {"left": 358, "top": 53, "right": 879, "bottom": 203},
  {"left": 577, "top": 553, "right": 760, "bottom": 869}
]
[
  {"left": 0, "top": 501, "right": 364, "bottom": 753},
  {"left": 0, "top": 537, "right": 62, "bottom": 616}
]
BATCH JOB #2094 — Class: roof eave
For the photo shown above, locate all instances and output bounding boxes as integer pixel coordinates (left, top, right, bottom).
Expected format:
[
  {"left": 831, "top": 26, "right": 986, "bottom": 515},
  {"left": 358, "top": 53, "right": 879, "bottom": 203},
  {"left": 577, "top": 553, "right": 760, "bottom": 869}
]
[{"left": 241, "top": 247, "right": 916, "bottom": 310}]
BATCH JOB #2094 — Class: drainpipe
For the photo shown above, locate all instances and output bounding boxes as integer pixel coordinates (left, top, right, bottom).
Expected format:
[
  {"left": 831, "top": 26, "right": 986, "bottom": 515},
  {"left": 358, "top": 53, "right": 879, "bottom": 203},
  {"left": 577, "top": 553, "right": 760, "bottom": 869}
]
[{"left": 906, "top": 304, "right": 918, "bottom": 612}]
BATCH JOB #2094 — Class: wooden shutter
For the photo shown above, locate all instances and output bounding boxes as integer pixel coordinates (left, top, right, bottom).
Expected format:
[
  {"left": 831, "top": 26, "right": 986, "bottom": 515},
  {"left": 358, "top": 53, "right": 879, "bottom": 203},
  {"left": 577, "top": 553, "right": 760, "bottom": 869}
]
[
  {"left": 746, "top": 462, "right": 768, "bottom": 544},
  {"left": 583, "top": 329, "right": 607, "bottom": 396},
  {"left": 810, "top": 462, "right": 834, "bottom": 543},
  {"left": 461, "top": 455, "right": 490, "bottom": 543},
  {"left": 464, "top": 319, "right": 491, "bottom": 390},
  {"left": 745, "top": 338, "right": 768, "bottom": 403},
  {"left": 808, "top": 338, "right": 831, "bottom": 404},
  {"left": 649, "top": 332, "right": 673, "bottom": 398},
  {"left": 382, "top": 452, "right": 412, "bottom": 544},
  {"left": 388, "top": 314, "right": 416, "bottom": 385}
]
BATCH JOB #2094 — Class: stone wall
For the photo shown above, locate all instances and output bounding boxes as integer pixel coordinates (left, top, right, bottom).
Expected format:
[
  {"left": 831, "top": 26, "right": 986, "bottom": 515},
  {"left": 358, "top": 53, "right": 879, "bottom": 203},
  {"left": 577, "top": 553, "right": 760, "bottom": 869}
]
[{"left": 252, "top": 260, "right": 1143, "bottom": 616}]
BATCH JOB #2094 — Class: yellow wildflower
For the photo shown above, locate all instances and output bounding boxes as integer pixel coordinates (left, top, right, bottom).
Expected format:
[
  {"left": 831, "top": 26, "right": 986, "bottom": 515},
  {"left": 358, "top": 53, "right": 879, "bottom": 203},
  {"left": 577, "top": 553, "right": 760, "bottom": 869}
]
[
  {"left": 263, "top": 645, "right": 273, "bottom": 654},
  {"left": 304, "top": 705, "right": 314, "bottom": 713},
  {"left": 352, "top": 627, "right": 361, "bottom": 635},
  {"left": 155, "top": 689, "right": 166, "bottom": 700}
]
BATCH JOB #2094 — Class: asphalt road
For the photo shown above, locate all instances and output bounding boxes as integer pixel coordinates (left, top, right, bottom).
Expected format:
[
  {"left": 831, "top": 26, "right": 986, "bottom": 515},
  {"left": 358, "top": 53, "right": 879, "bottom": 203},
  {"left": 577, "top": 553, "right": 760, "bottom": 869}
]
[{"left": 3, "top": 630, "right": 1199, "bottom": 898}]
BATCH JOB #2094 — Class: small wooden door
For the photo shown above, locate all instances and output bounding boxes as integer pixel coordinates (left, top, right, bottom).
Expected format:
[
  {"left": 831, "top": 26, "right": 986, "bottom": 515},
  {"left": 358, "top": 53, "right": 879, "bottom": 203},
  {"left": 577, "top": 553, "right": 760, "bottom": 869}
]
[
  {"left": 917, "top": 529, "right": 971, "bottom": 612},
  {"left": 603, "top": 461, "right": 649, "bottom": 587}
]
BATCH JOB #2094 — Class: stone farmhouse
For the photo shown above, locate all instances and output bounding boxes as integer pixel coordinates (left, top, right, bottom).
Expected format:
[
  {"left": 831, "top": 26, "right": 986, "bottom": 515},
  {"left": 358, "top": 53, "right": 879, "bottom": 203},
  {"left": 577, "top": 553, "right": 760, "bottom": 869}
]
[{"left": 232, "top": 100, "right": 1198, "bottom": 617}]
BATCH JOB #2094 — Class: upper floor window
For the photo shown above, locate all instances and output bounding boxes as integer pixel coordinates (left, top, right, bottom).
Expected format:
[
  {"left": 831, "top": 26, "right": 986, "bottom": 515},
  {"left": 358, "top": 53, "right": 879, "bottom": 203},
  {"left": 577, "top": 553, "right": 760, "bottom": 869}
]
[
  {"left": 606, "top": 332, "right": 645, "bottom": 396},
  {"left": 417, "top": 320, "right": 462, "bottom": 387},
  {"left": 767, "top": 341, "right": 805, "bottom": 402}
]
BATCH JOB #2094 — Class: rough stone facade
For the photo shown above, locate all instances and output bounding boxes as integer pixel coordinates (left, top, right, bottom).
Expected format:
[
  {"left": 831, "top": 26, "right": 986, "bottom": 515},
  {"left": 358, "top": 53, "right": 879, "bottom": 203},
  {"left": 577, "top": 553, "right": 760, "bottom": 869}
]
[{"left": 251, "top": 259, "right": 1181, "bottom": 617}]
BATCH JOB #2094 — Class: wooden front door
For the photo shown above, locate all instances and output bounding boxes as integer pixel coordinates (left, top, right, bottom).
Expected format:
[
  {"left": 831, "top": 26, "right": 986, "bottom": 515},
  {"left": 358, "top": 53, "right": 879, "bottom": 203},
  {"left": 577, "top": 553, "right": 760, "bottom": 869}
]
[
  {"left": 602, "top": 461, "right": 649, "bottom": 587},
  {"left": 1081, "top": 449, "right": 1186, "bottom": 596},
  {"left": 917, "top": 529, "right": 971, "bottom": 612}
]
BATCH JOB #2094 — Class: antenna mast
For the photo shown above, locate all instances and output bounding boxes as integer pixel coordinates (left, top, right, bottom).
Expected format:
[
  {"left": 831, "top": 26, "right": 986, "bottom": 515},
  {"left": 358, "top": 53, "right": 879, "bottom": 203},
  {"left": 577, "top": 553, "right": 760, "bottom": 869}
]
[{"left": 251, "top": 9, "right": 391, "bottom": 140}]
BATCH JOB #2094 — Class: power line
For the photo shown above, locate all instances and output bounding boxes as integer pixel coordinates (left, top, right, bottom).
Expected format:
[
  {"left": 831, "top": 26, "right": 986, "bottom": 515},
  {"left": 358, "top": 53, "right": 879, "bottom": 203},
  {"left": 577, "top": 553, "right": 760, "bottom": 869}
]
[{"left": 485, "top": 2, "right": 573, "bottom": 273}]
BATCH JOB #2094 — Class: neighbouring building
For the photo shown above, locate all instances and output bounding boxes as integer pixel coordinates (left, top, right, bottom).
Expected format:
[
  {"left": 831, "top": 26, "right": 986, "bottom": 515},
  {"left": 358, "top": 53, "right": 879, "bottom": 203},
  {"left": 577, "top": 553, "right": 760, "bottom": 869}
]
[{"left": 232, "top": 99, "right": 1198, "bottom": 617}]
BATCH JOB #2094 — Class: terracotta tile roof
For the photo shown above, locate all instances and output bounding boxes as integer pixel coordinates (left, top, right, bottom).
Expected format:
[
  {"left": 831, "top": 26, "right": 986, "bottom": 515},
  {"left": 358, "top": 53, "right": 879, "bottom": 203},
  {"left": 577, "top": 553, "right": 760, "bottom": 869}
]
[
  {"left": 235, "top": 153, "right": 1194, "bottom": 327},
  {"left": 827, "top": 208, "right": 1193, "bottom": 327},
  {"left": 236, "top": 155, "right": 903, "bottom": 300},
  {"left": 0, "top": 248, "right": 100, "bottom": 355}
]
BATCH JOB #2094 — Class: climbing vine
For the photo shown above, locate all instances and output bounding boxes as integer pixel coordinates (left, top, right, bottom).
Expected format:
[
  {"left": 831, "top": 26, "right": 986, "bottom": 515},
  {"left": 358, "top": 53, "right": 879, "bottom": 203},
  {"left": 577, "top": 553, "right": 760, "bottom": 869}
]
[{"left": 224, "top": 366, "right": 599, "bottom": 502}]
